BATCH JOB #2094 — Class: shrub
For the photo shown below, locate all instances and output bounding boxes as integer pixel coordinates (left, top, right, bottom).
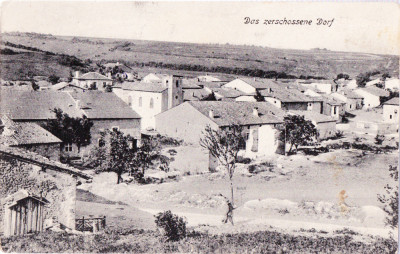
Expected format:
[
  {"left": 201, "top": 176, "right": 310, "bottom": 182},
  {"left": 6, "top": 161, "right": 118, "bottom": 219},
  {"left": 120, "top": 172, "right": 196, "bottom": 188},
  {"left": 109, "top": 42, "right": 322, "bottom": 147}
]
[
  {"left": 155, "top": 210, "right": 187, "bottom": 241},
  {"left": 334, "top": 131, "right": 344, "bottom": 139},
  {"left": 375, "top": 134, "right": 385, "bottom": 145},
  {"left": 237, "top": 156, "right": 251, "bottom": 164}
]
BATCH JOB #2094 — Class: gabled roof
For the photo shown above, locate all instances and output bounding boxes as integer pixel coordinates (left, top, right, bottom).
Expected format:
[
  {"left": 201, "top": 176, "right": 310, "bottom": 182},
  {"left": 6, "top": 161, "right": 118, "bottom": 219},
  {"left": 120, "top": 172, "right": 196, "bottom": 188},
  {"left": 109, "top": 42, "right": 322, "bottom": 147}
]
[
  {"left": 181, "top": 80, "right": 202, "bottom": 89},
  {"left": 237, "top": 78, "right": 282, "bottom": 90},
  {"left": 76, "top": 72, "right": 112, "bottom": 81},
  {"left": 0, "top": 89, "right": 83, "bottom": 120},
  {"left": 288, "top": 110, "right": 336, "bottom": 123},
  {"left": 51, "top": 82, "right": 84, "bottom": 91},
  {"left": 183, "top": 89, "right": 211, "bottom": 101},
  {"left": 383, "top": 97, "right": 399, "bottom": 106},
  {"left": 339, "top": 89, "right": 363, "bottom": 99},
  {"left": 260, "top": 88, "right": 317, "bottom": 103},
  {"left": 68, "top": 90, "right": 141, "bottom": 119},
  {"left": 212, "top": 87, "right": 245, "bottom": 98},
  {"left": 119, "top": 81, "right": 167, "bottom": 93},
  {"left": 188, "top": 101, "right": 284, "bottom": 127},
  {"left": 359, "top": 86, "right": 390, "bottom": 97},
  {"left": 0, "top": 115, "right": 62, "bottom": 146},
  {"left": 321, "top": 95, "right": 346, "bottom": 106},
  {"left": 0, "top": 145, "right": 91, "bottom": 179}
]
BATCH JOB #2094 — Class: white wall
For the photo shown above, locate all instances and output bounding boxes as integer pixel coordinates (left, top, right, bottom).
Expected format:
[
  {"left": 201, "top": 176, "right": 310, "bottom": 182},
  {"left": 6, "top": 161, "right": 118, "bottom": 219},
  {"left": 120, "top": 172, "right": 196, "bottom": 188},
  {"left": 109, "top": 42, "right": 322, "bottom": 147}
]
[
  {"left": 245, "top": 125, "right": 278, "bottom": 158},
  {"left": 383, "top": 104, "right": 399, "bottom": 123},
  {"left": 223, "top": 79, "right": 256, "bottom": 94},
  {"left": 264, "top": 97, "right": 282, "bottom": 108},
  {"left": 235, "top": 95, "right": 256, "bottom": 102},
  {"left": 354, "top": 89, "right": 380, "bottom": 109}
]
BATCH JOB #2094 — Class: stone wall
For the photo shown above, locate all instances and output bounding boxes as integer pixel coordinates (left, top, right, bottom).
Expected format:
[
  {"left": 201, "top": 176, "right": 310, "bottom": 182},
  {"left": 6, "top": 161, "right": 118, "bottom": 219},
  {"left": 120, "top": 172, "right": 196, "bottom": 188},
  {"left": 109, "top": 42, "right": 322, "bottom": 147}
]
[
  {"left": 0, "top": 156, "right": 77, "bottom": 235},
  {"left": 17, "top": 143, "right": 61, "bottom": 161}
]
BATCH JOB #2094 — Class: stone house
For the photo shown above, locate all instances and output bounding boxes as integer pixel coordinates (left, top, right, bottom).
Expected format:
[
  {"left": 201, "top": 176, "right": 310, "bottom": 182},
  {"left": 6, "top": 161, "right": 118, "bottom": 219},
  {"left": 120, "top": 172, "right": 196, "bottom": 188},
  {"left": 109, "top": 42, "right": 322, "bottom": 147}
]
[
  {"left": 113, "top": 75, "right": 183, "bottom": 130},
  {"left": 330, "top": 89, "right": 363, "bottom": 111},
  {"left": 349, "top": 108, "right": 398, "bottom": 135},
  {"left": 0, "top": 115, "right": 62, "bottom": 161},
  {"left": 0, "top": 145, "right": 91, "bottom": 236},
  {"left": 382, "top": 97, "right": 399, "bottom": 124},
  {"left": 223, "top": 78, "right": 282, "bottom": 94},
  {"left": 354, "top": 86, "right": 390, "bottom": 109},
  {"left": 72, "top": 71, "right": 113, "bottom": 91},
  {"left": 0, "top": 89, "right": 141, "bottom": 159},
  {"left": 155, "top": 101, "right": 284, "bottom": 160}
]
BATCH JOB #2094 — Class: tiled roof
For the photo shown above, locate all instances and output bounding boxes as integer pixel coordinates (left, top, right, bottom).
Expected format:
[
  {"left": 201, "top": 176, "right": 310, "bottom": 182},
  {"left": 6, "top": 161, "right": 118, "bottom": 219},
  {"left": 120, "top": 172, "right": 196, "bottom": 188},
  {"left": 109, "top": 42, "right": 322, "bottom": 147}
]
[
  {"left": 238, "top": 78, "right": 282, "bottom": 90},
  {"left": 360, "top": 86, "right": 390, "bottom": 97},
  {"left": 212, "top": 87, "right": 245, "bottom": 98},
  {"left": 183, "top": 89, "right": 212, "bottom": 101},
  {"left": 201, "top": 82, "right": 225, "bottom": 89},
  {"left": 0, "top": 145, "right": 92, "bottom": 179},
  {"left": 51, "top": 82, "right": 70, "bottom": 90},
  {"left": 0, "top": 116, "right": 61, "bottom": 146},
  {"left": 120, "top": 81, "right": 167, "bottom": 93},
  {"left": 181, "top": 80, "right": 202, "bottom": 89},
  {"left": 0, "top": 89, "right": 83, "bottom": 120},
  {"left": 188, "top": 101, "right": 284, "bottom": 127},
  {"left": 260, "top": 88, "right": 316, "bottom": 102},
  {"left": 68, "top": 90, "right": 141, "bottom": 119},
  {"left": 77, "top": 72, "right": 112, "bottom": 81},
  {"left": 0, "top": 89, "right": 140, "bottom": 120},
  {"left": 339, "top": 89, "right": 363, "bottom": 99},
  {"left": 383, "top": 97, "right": 399, "bottom": 106},
  {"left": 321, "top": 95, "right": 345, "bottom": 106},
  {"left": 288, "top": 110, "right": 336, "bottom": 123}
]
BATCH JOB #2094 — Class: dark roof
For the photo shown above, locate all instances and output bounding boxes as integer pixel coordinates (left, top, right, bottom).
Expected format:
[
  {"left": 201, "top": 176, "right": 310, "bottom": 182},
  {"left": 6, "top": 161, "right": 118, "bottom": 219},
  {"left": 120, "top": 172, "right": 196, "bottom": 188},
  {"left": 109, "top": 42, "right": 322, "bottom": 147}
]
[
  {"left": 188, "top": 101, "right": 284, "bottom": 126},
  {"left": 120, "top": 81, "right": 167, "bottom": 93},
  {"left": 0, "top": 116, "right": 61, "bottom": 146},
  {"left": 183, "top": 89, "right": 211, "bottom": 101},
  {"left": 5, "top": 190, "right": 49, "bottom": 207},
  {"left": 76, "top": 72, "right": 112, "bottom": 81},
  {"left": 69, "top": 90, "right": 141, "bottom": 119},
  {"left": 0, "top": 89, "right": 83, "bottom": 120},
  {"left": 288, "top": 110, "right": 336, "bottom": 123},
  {"left": 181, "top": 80, "right": 202, "bottom": 89},
  {"left": 0, "top": 89, "right": 140, "bottom": 120},
  {"left": 384, "top": 97, "right": 399, "bottom": 105},
  {"left": 321, "top": 95, "right": 345, "bottom": 106},
  {"left": 0, "top": 145, "right": 91, "bottom": 179},
  {"left": 339, "top": 89, "right": 363, "bottom": 99}
]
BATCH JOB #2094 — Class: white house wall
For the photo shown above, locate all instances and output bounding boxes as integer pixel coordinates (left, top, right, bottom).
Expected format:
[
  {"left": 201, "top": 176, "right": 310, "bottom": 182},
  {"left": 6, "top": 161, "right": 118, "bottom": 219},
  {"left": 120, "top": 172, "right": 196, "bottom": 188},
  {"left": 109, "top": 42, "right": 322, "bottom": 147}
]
[
  {"left": 245, "top": 124, "right": 278, "bottom": 158},
  {"left": 223, "top": 79, "right": 257, "bottom": 94}
]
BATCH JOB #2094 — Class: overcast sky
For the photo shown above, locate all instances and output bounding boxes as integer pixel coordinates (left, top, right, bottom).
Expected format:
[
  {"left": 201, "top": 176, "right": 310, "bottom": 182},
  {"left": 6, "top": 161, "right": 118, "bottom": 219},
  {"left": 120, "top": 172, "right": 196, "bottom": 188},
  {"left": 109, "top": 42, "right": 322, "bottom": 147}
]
[{"left": 1, "top": 1, "right": 399, "bottom": 55}]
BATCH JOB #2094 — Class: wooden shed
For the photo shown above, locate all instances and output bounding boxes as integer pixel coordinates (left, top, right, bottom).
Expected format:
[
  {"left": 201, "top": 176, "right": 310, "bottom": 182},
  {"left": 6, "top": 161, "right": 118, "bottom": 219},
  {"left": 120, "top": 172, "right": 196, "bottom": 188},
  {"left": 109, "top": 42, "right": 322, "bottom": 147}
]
[{"left": 3, "top": 190, "right": 49, "bottom": 236}]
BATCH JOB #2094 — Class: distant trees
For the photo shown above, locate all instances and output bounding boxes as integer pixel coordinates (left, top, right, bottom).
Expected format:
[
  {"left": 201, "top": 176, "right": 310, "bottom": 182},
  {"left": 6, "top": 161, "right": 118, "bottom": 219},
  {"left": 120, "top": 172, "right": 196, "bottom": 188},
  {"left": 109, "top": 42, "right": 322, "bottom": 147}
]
[
  {"left": 382, "top": 73, "right": 391, "bottom": 80},
  {"left": 356, "top": 71, "right": 381, "bottom": 88},
  {"left": 279, "top": 115, "right": 317, "bottom": 154},
  {"left": 335, "top": 73, "right": 350, "bottom": 80},
  {"left": 43, "top": 108, "right": 93, "bottom": 153},
  {"left": 254, "top": 90, "right": 265, "bottom": 102},
  {"left": 48, "top": 75, "right": 60, "bottom": 84},
  {"left": 378, "top": 165, "right": 398, "bottom": 228},
  {"left": 200, "top": 125, "right": 245, "bottom": 224},
  {"left": 31, "top": 81, "right": 39, "bottom": 91}
]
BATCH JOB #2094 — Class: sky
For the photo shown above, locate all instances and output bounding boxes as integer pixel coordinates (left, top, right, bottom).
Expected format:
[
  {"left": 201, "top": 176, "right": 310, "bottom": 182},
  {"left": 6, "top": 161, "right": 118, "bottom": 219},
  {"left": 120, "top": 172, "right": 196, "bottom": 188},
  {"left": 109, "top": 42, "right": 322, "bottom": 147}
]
[{"left": 1, "top": 1, "right": 399, "bottom": 55}]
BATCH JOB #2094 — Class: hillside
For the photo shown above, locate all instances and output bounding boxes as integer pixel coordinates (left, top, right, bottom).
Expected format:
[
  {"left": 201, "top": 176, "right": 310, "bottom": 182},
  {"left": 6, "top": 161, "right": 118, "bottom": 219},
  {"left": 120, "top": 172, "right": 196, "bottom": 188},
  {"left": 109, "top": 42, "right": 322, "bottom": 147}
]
[{"left": 1, "top": 32, "right": 398, "bottom": 80}]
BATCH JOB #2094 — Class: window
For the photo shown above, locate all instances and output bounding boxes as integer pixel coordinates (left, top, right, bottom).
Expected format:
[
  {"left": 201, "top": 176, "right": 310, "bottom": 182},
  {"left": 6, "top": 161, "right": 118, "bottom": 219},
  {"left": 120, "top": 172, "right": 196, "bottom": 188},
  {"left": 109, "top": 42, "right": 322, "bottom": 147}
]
[
  {"left": 111, "top": 126, "right": 120, "bottom": 132},
  {"left": 139, "top": 97, "right": 142, "bottom": 107},
  {"left": 176, "top": 80, "right": 179, "bottom": 87},
  {"left": 98, "top": 138, "right": 105, "bottom": 147},
  {"left": 65, "top": 143, "right": 72, "bottom": 152},
  {"left": 150, "top": 98, "right": 154, "bottom": 108},
  {"left": 128, "top": 96, "right": 132, "bottom": 106},
  {"left": 395, "top": 110, "right": 398, "bottom": 114},
  {"left": 350, "top": 105, "right": 352, "bottom": 109},
  {"left": 103, "top": 82, "right": 107, "bottom": 88},
  {"left": 175, "top": 95, "right": 178, "bottom": 99},
  {"left": 333, "top": 106, "right": 337, "bottom": 115},
  {"left": 390, "top": 115, "right": 393, "bottom": 119}
]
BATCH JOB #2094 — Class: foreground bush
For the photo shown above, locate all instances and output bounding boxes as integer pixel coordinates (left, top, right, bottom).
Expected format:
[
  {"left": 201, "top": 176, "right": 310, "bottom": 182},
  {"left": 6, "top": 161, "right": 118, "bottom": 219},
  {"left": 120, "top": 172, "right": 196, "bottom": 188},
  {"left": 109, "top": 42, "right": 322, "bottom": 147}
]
[
  {"left": 1, "top": 229, "right": 397, "bottom": 253},
  {"left": 155, "top": 210, "right": 187, "bottom": 241}
]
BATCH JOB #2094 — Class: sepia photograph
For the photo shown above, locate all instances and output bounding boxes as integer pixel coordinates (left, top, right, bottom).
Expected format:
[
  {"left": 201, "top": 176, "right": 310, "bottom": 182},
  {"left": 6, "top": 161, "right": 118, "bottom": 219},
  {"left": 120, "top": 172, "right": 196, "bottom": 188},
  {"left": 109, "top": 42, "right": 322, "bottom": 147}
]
[{"left": 0, "top": 1, "right": 399, "bottom": 253}]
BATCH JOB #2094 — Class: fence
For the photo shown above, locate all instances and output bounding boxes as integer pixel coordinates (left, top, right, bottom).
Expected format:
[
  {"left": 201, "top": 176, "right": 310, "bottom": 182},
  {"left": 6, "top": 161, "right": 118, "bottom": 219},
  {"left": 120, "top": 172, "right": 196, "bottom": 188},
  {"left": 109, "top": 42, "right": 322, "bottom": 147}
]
[{"left": 75, "top": 216, "right": 106, "bottom": 233}]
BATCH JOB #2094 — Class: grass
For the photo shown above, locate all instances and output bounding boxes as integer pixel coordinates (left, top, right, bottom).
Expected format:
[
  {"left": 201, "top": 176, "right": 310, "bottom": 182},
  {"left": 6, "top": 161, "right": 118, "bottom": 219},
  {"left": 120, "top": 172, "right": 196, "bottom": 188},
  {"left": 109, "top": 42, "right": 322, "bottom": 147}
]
[
  {"left": 2, "top": 32, "right": 399, "bottom": 80},
  {"left": 1, "top": 229, "right": 397, "bottom": 253}
]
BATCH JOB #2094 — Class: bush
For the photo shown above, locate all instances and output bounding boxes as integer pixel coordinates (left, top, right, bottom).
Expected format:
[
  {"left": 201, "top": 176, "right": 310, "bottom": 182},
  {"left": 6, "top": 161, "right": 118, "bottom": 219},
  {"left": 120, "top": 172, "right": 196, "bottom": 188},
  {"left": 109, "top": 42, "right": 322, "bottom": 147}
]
[
  {"left": 155, "top": 134, "right": 183, "bottom": 147},
  {"left": 237, "top": 156, "right": 251, "bottom": 164},
  {"left": 155, "top": 210, "right": 187, "bottom": 241}
]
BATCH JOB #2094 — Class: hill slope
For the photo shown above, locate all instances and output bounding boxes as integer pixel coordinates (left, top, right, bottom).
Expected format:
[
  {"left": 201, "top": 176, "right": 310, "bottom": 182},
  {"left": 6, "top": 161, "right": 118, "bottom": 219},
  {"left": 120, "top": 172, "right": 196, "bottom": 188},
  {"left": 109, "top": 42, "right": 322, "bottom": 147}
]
[{"left": 1, "top": 32, "right": 398, "bottom": 80}]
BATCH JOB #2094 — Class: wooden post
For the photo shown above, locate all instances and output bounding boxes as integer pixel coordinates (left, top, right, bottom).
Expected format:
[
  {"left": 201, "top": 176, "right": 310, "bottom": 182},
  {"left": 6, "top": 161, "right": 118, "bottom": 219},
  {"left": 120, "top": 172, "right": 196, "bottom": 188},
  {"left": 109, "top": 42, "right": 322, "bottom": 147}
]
[{"left": 82, "top": 216, "right": 85, "bottom": 231}]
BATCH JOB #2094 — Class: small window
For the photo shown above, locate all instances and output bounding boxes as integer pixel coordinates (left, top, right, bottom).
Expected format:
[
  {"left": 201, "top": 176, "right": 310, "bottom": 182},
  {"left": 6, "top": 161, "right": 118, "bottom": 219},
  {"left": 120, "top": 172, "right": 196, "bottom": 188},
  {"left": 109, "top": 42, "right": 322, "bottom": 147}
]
[
  {"left": 176, "top": 80, "right": 179, "bottom": 87},
  {"left": 139, "top": 97, "right": 142, "bottom": 107},
  {"left": 65, "top": 143, "right": 73, "bottom": 152},
  {"left": 150, "top": 98, "right": 154, "bottom": 108},
  {"left": 128, "top": 96, "right": 132, "bottom": 106},
  {"left": 395, "top": 110, "right": 398, "bottom": 114},
  {"left": 390, "top": 115, "right": 393, "bottom": 119},
  {"left": 98, "top": 138, "right": 105, "bottom": 147},
  {"left": 175, "top": 95, "right": 178, "bottom": 99},
  {"left": 350, "top": 105, "right": 352, "bottom": 109},
  {"left": 103, "top": 82, "right": 107, "bottom": 87},
  {"left": 111, "top": 126, "right": 120, "bottom": 132}
]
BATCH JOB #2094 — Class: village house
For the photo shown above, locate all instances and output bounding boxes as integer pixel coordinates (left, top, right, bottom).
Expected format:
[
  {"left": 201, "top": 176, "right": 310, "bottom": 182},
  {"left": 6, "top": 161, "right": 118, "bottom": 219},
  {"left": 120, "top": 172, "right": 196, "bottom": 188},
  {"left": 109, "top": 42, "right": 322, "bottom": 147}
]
[
  {"left": 330, "top": 89, "right": 363, "bottom": 111},
  {"left": 0, "top": 115, "right": 62, "bottom": 161},
  {"left": 155, "top": 101, "right": 285, "bottom": 161},
  {"left": 204, "top": 86, "right": 246, "bottom": 101},
  {"left": 141, "top": 73, "right": 169, "bottom": 83},
  {"left": 113, "top": 75, "right": 183, "bottom": 130},
  {"left": 0, "top": 88, "right": 141, "bottom": 158},
  {"left": 287, "top": 111, "right": 337, "bottom": 140},
  {"left": 222, "top": 78, "right": 281, "bottom": 94},
  {"left": 0, "top": 145, "right": 91, "bottom": 236},
  {"left": 354, "top": 86, "right": 390, "bottom": 109},
  {"left": 297, "top": 80, "right": 336, "bottom": 94},
  {"left": 320, "top": 95, "right": 346, "bottom": 122},
  {"left": 181, "top": 80, "right": 212, "bottom": 101},
  {"left": 72, "top": 71, "right": 113, "bottom": 91},
  {"left": 382, "top": 97, "right": 399, "bottom": 124},
  {"left": 103, "top": 62, "right": 137, "bottom": 81},
  {"left": 349, "top": 107, "right": 398, "bottom": 135},
  {"left": 197, "top": 74, "right": 232, "bottom": 83},
  {"left": 384, "top": 78, "right": 400, "bottom": 91}
]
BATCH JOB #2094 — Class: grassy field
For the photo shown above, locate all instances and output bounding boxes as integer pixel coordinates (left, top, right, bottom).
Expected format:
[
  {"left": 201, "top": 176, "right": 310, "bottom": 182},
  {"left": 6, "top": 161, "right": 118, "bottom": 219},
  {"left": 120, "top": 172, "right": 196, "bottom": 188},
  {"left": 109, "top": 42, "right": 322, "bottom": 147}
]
[{"left": 1, "top": 32, "right": 398, "bottom": 80}]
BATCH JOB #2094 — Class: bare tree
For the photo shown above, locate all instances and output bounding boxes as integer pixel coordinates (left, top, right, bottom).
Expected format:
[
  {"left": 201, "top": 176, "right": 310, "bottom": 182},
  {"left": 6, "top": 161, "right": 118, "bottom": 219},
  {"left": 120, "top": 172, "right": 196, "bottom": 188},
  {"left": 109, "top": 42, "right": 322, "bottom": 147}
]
[{"left": 200, "top": 124, "right": 245, "bottom": 225}]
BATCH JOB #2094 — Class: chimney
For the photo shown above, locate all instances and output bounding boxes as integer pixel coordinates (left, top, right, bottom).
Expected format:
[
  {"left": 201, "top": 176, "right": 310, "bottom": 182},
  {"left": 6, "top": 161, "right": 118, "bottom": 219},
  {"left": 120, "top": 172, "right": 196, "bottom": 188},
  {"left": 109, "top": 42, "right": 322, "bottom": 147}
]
[
  {"left": 209, "top": 109, "right": 214, "bottom": 118},
  {"left": 75, "top": 99, "right": 81, "bottom": 109},
  {"left": 116, "top": 61, "right": 120, "bottom": 65},
  {"left": 253, "top": 107, "right": 259, "bottom": 117},
  {"left": 107, "top": 72, "right": 112, "bottom": 79},
  {"left": 75, "top": 71, "right": 81, "bottom": 78}
]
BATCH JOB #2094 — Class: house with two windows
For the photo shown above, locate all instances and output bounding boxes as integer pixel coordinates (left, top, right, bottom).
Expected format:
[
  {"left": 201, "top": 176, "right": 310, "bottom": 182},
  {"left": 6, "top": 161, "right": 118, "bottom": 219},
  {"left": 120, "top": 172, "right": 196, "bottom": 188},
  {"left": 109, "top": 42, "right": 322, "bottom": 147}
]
[
  {"left": 72, "top": 71, "right": 113, "bottom": 91},
  {"left": 113, "top": 75, "right": 183, "bottom": 130}
]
